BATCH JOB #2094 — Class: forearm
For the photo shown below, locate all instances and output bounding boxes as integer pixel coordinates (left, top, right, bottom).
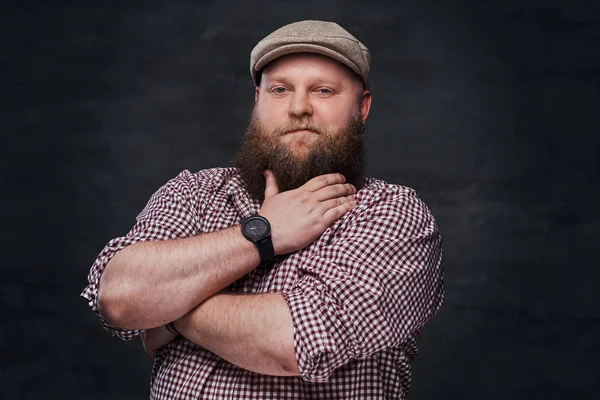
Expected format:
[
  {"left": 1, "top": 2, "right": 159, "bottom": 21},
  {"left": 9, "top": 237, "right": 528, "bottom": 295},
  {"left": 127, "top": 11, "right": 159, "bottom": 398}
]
[
  {"left": 98, "top": 225, "right": 260, "bottom": 330},
  {"left": 175, "top": 293, "right": 299, "bottom": 376}
]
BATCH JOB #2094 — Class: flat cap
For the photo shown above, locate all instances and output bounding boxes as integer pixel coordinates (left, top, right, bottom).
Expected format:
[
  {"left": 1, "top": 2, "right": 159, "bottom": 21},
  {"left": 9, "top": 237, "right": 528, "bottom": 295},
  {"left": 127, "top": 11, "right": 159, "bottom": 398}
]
[{"left": 250, "top": 20, "right": 371, "bottom": 89}]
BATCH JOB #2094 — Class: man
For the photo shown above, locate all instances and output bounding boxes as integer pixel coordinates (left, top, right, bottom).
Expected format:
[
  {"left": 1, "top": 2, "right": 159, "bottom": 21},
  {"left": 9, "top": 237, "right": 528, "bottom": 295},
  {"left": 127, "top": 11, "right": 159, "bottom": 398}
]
[{"left": 82, "top": 20, "right": 444, "bottom": 399}]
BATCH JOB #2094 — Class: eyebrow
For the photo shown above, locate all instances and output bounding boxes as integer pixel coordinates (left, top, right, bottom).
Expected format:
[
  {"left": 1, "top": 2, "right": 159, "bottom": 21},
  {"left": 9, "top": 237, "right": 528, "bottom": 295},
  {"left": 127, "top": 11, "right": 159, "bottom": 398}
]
[{"left": 264, "top": 74, "right": 344, "bottom": 87}]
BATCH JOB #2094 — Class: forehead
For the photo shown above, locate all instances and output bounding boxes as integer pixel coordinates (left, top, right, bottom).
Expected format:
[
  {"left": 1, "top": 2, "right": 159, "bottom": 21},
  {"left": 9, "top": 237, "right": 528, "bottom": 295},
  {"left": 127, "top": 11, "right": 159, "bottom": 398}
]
[{"left": 260, "top": 53, "right": 361, "bottom": 86}]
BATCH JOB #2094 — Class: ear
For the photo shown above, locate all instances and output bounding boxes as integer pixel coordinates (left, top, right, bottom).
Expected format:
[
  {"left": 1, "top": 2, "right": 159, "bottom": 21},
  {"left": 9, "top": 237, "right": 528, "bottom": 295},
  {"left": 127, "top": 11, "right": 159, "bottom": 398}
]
[
  {"left": 255, "top": 87, "right": 260, "bottom": 103},
  {"left": 359, "top": 90, "right": 372, "bottom": 124}
]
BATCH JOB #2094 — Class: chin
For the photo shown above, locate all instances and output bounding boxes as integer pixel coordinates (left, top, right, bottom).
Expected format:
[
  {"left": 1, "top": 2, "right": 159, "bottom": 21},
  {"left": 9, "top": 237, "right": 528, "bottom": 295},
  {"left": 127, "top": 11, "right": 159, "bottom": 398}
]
[{"left": 287, "top": 137, "right": 318, "bottom": 153}]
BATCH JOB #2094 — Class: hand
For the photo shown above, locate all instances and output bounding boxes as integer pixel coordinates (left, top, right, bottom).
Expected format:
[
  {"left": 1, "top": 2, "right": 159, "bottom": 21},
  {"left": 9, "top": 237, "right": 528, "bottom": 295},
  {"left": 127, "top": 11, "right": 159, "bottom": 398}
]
[
  {"left": 140, "top": 325, "right": 178, "bottom": 357},
  {"left": 259, "top": 170, "right": 357, "bottom": 255}
]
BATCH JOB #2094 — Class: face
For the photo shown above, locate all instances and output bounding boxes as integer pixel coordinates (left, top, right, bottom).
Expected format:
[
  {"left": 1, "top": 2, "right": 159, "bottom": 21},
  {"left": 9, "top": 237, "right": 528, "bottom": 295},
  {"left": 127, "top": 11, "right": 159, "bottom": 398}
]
[
  {"left": 235, "top": 53, "right": 372, "bottom": 201},
  {"left": 254, "top": 53, "right": 371, "bottom": 158}
]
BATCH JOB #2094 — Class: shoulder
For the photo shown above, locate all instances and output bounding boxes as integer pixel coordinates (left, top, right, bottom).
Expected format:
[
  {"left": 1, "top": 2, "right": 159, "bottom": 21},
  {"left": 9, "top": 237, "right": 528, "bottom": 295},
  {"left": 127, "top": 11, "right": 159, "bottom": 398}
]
[
  {"left": 354, "top": 177, "right": 437, "bottom": 238},
  {"left": 359, "top": 177, "right": 419, "bottom": 205},
  {"left": 162, "top": 167, "right": 239, "bottom": 197},
  {"left": 358, "top": 177, "right": 425, "bottom": 213}
]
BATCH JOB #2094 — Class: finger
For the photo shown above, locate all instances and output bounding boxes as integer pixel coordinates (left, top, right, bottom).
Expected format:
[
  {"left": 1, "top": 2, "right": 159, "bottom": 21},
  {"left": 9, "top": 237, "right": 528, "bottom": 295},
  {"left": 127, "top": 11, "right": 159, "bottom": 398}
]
[
  {"left": 302, "top": 173, "right": 346, "bottom": 192},
  {"left": 263, "top": 170, "right": 280, "bottom": 198},
  {"left": 322, "top": 200, "right": 356, "bottom": 224},
  {"left": 314, "top": 184, "right": 356, "bottom": 202},
  {"left": 319, "top": 195, "right": 355, "bottom": 213}
]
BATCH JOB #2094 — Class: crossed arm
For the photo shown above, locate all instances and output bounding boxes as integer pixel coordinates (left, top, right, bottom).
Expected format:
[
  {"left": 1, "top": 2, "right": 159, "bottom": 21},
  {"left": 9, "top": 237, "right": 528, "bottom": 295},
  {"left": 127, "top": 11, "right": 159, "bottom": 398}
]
[
  {"left": 97, "top": 170, "right": 443, "bottom": 379},
  {"left": 99, "top": 171, "right": 356, "bottom": 376},
  {"left": 142, "top": 293, "right": 299, "bottom": 376}
]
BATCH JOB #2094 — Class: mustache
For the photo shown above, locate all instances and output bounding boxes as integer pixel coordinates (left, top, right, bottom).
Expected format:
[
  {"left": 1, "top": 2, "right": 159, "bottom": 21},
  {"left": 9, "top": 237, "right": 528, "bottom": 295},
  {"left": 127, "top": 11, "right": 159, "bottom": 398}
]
[{"left": 272, "top": 120, "right": 327, "bottom": 136}]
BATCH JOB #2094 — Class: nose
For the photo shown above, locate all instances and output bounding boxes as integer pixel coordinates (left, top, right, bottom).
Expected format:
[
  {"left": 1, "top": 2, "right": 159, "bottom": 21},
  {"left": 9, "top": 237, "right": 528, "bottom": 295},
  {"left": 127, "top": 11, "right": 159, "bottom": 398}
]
[{"left": 288, "top": 90, "right": 313, "bottom": 118}]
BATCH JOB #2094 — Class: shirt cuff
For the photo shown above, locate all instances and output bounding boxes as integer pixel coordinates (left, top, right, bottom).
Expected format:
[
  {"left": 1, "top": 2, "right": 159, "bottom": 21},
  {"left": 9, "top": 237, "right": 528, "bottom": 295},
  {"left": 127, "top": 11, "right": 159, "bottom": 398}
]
[{"left": 283, "top": 288, "right": 339, "bottom": 383}]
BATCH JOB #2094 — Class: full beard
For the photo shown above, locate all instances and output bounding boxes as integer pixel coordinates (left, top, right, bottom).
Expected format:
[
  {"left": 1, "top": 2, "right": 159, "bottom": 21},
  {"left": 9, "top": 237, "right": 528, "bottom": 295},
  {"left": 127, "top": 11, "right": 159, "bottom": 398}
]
[{"left": 234, "top": 108, "right": 366, "bottom": 202}]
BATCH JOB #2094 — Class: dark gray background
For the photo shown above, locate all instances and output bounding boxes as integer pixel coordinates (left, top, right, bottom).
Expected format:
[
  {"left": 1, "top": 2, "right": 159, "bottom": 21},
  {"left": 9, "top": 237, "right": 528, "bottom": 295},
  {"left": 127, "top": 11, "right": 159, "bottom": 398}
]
[{"left": 2, "top": 0, "right": 599, "bottom": 399}]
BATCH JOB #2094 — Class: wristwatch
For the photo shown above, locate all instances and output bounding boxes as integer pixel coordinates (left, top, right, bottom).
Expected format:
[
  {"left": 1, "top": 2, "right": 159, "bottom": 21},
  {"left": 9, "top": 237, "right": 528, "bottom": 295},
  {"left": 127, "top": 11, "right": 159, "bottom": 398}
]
[{"left": 240, "top": 214, "right": 275, "bottom": 265}]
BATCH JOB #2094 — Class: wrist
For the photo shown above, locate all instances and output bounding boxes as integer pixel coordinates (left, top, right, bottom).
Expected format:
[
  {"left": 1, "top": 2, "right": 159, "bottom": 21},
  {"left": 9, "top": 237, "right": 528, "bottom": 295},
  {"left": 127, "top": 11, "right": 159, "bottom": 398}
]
[{"left": 240, "top": 214, "right": 275, "bottom": 265}]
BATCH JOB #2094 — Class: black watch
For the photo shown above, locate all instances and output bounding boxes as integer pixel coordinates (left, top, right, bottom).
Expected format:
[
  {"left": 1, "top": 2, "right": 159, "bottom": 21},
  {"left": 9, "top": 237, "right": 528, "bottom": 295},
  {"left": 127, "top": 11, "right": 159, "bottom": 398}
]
[{"left": 240, "top": 214, "right": 275, "bottom": 265}]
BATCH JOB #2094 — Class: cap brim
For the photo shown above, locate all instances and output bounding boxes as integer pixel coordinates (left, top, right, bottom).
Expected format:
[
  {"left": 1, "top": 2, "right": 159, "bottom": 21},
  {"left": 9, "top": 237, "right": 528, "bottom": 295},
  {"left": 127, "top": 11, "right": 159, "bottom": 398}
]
[{"left": 253, "top": 43, "right": 362, "bottom": 85}]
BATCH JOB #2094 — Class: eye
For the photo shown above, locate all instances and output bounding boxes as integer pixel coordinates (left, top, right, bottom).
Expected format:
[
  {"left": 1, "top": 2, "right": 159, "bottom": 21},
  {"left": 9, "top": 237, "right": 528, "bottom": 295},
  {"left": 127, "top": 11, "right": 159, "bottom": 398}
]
[
  {"left": 270, "top": 87, "right": 288, "bottom": 95},
  {"left": 316, "top": 88, "right": 334, "bottom": 96}
]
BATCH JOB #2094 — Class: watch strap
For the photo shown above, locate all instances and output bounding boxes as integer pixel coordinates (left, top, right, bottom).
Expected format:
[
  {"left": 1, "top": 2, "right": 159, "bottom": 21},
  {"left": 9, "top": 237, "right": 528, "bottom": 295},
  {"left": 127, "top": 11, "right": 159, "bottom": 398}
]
[{"left": 256, "top": 236, "right": 275, "bottom": 265}]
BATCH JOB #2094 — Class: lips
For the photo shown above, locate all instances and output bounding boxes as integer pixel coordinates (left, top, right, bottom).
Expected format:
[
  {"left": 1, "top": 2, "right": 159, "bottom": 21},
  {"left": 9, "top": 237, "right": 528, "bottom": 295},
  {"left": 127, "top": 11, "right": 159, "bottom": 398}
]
[{"left": 287, "top": 129, "right": 316, "bottom": 134}]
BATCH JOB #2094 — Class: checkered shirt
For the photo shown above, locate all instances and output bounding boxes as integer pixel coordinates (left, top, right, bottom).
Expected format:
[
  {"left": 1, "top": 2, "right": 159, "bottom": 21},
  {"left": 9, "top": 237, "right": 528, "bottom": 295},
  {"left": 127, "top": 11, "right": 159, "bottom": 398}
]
[{"left": 81, "top": 167, "right": 444, "bottom": 399}]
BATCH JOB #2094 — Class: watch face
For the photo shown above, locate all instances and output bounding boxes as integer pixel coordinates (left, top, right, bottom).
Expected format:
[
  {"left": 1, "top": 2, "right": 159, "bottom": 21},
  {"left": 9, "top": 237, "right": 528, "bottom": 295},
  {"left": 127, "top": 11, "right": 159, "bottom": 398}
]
[{"left": 245, "top": 217, "right": 269, "bottom": 239}]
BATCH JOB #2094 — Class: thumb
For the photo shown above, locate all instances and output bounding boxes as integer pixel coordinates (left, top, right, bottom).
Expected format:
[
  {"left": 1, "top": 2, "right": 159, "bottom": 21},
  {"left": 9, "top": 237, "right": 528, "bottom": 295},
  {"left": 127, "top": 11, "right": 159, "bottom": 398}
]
[{"left": 263, "top": 170, "right": 279, "bottom": 198}]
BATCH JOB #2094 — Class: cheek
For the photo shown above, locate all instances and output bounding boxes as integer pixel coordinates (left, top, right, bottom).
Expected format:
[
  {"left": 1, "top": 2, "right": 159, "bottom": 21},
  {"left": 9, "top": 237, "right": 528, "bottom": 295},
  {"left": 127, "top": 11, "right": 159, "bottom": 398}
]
[
  {"left": 256, "top": 100, "right": 288, "bottom": 124},
  {"left": 317, "top": 104, "right": 352, "bottom": 129}
]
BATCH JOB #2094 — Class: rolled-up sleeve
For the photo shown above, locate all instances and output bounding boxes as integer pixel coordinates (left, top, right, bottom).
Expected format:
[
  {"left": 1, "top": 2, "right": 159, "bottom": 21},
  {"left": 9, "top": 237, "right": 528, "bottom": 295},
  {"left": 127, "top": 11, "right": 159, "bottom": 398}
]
[
  {"left": 80, "top": 169, "right": 207, "bottom": 341},
  {"left": 282, "top": 188, "right": 444, "bottom": 382}
]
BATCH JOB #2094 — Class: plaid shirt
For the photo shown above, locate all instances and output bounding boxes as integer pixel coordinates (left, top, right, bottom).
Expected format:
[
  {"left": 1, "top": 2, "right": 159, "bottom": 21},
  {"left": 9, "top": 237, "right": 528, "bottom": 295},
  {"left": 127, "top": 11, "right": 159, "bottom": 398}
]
[{"left": 81, "top": 167, "right": 444, "bottom": 399}]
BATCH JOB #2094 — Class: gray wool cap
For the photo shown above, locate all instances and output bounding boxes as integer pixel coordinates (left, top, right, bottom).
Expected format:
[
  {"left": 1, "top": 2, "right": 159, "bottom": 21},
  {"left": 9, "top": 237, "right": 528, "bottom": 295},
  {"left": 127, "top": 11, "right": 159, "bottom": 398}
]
[{"left": 250, "top": 20, "right": 371, "bottom": 89}]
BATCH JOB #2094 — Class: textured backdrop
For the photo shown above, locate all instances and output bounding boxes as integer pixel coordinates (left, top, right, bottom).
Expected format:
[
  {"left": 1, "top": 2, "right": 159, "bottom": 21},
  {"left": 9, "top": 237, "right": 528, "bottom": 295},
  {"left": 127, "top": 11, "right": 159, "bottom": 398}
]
[{"left": 2, "top": 0, "right": 599, "bottom": 399}]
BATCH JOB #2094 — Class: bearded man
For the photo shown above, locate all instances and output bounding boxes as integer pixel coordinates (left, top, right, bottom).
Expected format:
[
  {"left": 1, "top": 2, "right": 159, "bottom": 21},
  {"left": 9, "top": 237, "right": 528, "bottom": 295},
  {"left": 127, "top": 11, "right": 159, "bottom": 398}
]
[{"left": 81, "top": 20, "right": 444, "bottom": 399}]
